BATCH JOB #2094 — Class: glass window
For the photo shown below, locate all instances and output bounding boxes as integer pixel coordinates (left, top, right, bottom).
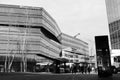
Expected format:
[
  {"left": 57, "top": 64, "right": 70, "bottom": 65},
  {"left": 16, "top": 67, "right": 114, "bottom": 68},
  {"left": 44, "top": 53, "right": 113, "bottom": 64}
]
[{"left": 118, "top": 30, "right": 120, "bottom": 42}]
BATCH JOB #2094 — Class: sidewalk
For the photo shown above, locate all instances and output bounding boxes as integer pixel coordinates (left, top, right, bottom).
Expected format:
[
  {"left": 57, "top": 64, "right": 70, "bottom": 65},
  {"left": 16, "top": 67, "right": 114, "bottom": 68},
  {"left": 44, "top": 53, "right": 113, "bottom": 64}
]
[
  {"left": 0, "top": 71, "right": 98, "bottom": 76},
  {"left": 90, "top": 71, "right": 98, "bottom": 74}
]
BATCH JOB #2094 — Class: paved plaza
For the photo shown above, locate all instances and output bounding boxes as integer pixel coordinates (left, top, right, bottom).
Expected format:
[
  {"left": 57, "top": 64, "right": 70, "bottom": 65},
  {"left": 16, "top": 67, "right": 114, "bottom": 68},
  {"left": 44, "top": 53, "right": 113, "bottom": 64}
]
[{"left": 0, "top": 72, "right": 120, "bottom": 80}]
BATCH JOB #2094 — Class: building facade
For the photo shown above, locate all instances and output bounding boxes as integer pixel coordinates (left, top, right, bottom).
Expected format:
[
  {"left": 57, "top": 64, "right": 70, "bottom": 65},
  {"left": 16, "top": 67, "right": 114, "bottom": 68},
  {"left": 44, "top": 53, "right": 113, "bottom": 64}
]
[
  {"left": 105, "top": 0, "right": 120, "bottom": 67},
  {"left": 60, "top": 33, "right": 89, "bottom": 64},
  {"left": 0, "top": 4, "right": 89, "bottom": 72},
  {"left": 105, "top": 0, "right": 120, "bottom": 49},
  {"left": 0, "top": 4, "right": 62, "bottom": 72}
]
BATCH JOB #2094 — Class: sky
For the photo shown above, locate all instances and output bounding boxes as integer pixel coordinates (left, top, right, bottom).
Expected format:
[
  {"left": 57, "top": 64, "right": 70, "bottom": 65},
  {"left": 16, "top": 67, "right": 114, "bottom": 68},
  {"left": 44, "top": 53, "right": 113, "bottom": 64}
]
[{"left": 0, "top": 0, "right": 109, "bottom": 43}]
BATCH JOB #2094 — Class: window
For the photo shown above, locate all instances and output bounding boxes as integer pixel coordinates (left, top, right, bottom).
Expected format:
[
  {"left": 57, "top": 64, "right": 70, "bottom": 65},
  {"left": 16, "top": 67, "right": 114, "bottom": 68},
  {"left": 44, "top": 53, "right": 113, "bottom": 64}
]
[{"left": 118, "top": 30, "right": 120, "bottom": 42}]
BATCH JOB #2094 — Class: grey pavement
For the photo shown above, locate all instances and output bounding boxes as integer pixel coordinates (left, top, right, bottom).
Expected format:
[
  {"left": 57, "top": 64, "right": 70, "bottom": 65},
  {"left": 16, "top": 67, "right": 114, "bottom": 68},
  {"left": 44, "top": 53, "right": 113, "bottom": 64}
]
[{"left": 0, "top": 72, "right": 120, "bottom": 80}]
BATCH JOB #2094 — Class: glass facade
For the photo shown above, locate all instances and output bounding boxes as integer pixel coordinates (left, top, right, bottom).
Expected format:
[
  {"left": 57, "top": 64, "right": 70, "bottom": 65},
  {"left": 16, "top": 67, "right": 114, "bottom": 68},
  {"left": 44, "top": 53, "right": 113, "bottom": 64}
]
[{"left": 105, "top": 0, "right": 120, "bottom": 49}]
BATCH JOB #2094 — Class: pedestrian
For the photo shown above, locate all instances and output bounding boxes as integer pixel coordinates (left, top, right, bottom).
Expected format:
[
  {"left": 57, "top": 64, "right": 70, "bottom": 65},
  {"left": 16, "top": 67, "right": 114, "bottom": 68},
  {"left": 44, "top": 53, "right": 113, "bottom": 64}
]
[
  {"left": 71, "top": 65, "right": 74, "bottom": 73},
  {"left": 84, "top": 66, "right": 87, "bottom": 74},
  {"left": 73, "top": 65, "right": 77, "bottom": 74},
  {"left": 81, "top": 66, "right": 84, "bottom": 74},
  {"left": 87, "top": 66, "right": 91, "bottom": 74}
]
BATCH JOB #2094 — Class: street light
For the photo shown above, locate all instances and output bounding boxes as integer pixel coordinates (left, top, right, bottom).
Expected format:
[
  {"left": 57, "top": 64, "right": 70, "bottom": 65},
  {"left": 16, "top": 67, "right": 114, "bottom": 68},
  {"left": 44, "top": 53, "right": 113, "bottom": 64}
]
[{"left": 74, "top": 33, "right": 80, "bottom": 38}]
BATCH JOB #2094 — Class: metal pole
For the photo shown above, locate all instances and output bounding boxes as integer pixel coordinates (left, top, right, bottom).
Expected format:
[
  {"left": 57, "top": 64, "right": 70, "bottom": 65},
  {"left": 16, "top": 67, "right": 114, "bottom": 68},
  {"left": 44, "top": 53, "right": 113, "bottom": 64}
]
[{"left": 74, "top": 33, "right": 80, "bottom": 38}]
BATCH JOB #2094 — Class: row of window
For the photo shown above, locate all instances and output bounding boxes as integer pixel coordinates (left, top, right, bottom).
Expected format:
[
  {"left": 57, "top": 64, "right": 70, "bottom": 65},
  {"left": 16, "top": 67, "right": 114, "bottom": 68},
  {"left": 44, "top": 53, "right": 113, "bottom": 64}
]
[
  {"left": 109, "top": 20, "right": 120, "bottom": 33},
  {"left": 111, "top": 43, "right": 120, "bottom": 49},
  {"left": 69, "top": 60, "right": 79, "bottom": 63},
  {"left": 62, "top": 41, "right": 89, "bottom": 54},
  {"left": 0, "top": 16, "right": 57, "bottom": 35},
  {"left": 0, "top": 33, "right": 61, "bottom": 57},
  {"left": 0, "top": 43, "right": 58, "bottom": 58},
  {"left": 110, "top": 30, "right": 120, "bottom": 44},
  {"left": 0, "top": 26, "right": 61, "bottom": 51},
  {"left": 62, "top": 33, "right": 88, "bottom": 45},
  {"left": 62, "top": 35, "right": 88, "bottom": 48},
  {"left": 62, "top": 40, "right": 88, "bottom": 51},
  {"left": 0, "top": 6, "right": 42, "bottom": 15},
  {"left": 64, "top": 54, "right": 78, "bottom": 58},
  {"left": 0, "top": 41, "right": 59, "bottom": 54},
  {"left": 0, "top": 6, "right": 59, "bottom": 33}
]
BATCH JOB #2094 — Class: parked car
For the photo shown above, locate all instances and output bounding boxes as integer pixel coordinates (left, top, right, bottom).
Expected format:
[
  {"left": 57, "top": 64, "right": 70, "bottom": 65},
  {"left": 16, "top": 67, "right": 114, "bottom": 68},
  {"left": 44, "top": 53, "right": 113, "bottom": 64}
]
[
  {"left": 117, "top": 67, "right": 120, "bottom": 72},
  {"left": 98, "top": 66, "right": 112, "bottom": 77},
  {"left": 111, "top": 66, "right": 118, "bottom": 74}
]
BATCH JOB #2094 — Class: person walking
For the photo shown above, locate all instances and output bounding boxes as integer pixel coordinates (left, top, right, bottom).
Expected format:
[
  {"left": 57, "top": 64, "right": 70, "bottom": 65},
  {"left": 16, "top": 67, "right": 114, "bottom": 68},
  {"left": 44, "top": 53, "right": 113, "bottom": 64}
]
[
  {"left": 87, "top": 66, "right": 91, "bottom": 74},
  {"left": 81, "top": 66, "right": 84, "bottom": 74}
]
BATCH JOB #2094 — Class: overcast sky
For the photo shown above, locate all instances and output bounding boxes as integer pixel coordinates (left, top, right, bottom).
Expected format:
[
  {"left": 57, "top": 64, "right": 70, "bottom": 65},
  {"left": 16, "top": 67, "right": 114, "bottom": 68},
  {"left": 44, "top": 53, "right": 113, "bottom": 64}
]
[{"left": 0, "top": 0, "right": 109, "bottom": 42}]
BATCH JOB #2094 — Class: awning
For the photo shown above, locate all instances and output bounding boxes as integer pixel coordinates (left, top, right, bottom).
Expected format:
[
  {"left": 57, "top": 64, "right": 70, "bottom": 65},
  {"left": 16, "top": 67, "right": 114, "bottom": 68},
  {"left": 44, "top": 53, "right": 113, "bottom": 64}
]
[
  {"left": 55, "top": 58, "right": 69, "bottom": 63},
  {"left": 36, "top": 54, "right": 56, "bottom": 61},
  {"left": 64, "top": 50, "right": 85, "bottom": 55},
  {"left": 36, "top": 54, "right": 69, "bottom": 63}
]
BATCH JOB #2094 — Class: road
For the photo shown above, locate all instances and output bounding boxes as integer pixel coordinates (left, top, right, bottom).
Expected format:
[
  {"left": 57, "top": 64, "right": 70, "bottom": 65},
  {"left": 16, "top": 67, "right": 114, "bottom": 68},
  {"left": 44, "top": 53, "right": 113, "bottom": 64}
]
[{"left": 0, "top": 72, "right": 120, "bottom": 80}]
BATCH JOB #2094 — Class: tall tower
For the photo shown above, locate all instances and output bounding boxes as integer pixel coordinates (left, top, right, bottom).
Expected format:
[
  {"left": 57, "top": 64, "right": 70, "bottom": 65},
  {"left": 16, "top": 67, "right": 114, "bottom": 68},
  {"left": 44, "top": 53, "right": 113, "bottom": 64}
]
[{"left": 105, "top": 0, "right": 120, "bottom": 49}]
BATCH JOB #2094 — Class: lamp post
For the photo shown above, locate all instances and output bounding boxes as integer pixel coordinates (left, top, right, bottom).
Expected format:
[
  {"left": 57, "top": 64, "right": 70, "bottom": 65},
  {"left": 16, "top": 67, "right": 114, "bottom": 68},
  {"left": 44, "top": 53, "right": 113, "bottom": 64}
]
[{"left": 74, "top": 33, "right": 80, "bottom": 38}]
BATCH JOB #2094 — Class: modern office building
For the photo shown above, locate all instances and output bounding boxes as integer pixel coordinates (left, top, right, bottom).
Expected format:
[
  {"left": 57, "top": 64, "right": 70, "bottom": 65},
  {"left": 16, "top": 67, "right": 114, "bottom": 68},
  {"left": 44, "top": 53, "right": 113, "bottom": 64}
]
[
  {"left": 105, "top": 0, "right": 120, "bottom": 67},
  {"left": 60, "top": 33, "right": 89, "bottom": 64},
  {"left": 0, "top": 4, "right": 62, "bottom": 72},
  {"left": 0, "top": 4, "right": 89, "bottom": 72},
  {"left": 105, "top": 0, "right": 120, "bottom": 49}
]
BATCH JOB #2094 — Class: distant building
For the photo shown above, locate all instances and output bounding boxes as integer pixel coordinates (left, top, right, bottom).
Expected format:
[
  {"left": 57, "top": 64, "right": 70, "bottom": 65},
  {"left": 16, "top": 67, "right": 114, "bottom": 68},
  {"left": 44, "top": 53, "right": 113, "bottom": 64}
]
[{"left": 60, "top": 33, "right": 89, "bottom": 64}]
